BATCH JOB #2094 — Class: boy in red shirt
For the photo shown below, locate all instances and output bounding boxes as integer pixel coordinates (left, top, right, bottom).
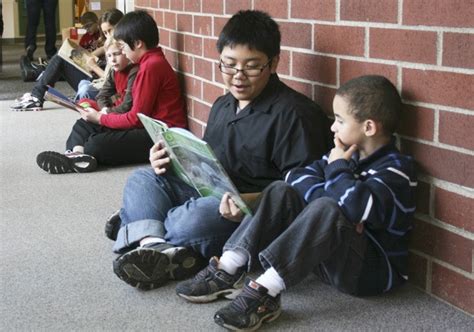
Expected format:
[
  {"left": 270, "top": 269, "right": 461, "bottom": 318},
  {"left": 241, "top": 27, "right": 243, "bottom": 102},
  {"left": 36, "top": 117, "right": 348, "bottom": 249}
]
[{"left": 98, "top": 10, "right": 187, "bottom": 130}]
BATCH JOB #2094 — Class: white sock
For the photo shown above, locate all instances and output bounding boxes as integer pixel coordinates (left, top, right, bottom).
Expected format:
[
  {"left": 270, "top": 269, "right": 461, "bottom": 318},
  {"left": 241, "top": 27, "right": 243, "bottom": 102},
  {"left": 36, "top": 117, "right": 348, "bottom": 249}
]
[
  {"left": 72, "top": 146, "right": 84, "bottom": 153},
  {"left": 256, "top": 267, "right": 286, "bottom": 297},
  {"left": 139, "top": 237, "right": 165, "bottom": 247},
  {"left": 219, "top": 249, "right": 248, "bottom": 275}
]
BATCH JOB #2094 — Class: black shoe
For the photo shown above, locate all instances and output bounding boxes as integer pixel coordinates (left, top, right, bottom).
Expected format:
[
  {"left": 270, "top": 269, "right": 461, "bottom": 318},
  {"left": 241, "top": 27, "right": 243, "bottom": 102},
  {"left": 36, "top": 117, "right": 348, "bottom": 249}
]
[
  {"left": 214, "top": 278, "right": 282, "bottom": 331},
  {"left": 20, "top": 56, "right": 46, "bottom": 82},
  {"left": 26, "top": 45, "right": 35, "bottom": 61},
  {"left": 176, "top": 257, "right": 246, "bottom": 303},
  {"left": 113, "top": 242, "right": 206, "bottom": 291},
  {"left": 36, "top": 151, "right": 98, "bottom": 174},
  {"left": 105, "top": 209, "right": 121, "bottom": 241}
]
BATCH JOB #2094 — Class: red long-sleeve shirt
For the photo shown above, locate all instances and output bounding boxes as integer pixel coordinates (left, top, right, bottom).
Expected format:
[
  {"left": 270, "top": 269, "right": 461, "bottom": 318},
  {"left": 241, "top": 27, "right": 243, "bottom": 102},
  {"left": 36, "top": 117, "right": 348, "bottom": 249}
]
[{"left": 100, "top": 47, "right": 187, "bottom": 129}]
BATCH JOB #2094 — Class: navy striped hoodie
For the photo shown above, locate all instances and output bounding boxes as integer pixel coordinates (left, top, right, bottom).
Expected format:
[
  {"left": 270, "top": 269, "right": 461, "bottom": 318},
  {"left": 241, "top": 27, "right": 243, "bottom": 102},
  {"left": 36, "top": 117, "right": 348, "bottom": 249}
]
[{"left": 285, "top": 137, "right": 417, "bottom": 287}]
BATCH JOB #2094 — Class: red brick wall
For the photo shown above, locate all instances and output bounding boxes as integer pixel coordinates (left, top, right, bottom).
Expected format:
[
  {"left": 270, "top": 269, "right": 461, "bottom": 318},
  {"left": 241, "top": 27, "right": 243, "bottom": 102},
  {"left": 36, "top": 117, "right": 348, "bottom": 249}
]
[{"left": 135, "top": 0, "right": 474, "bottom": 314}]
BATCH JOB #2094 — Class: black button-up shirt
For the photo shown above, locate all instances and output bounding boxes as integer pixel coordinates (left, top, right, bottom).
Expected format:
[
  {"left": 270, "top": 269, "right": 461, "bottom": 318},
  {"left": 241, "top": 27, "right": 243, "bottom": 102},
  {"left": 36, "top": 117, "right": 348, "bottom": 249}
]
[{"left": 203, "top": 74, "right": 332, "bottom": 193}]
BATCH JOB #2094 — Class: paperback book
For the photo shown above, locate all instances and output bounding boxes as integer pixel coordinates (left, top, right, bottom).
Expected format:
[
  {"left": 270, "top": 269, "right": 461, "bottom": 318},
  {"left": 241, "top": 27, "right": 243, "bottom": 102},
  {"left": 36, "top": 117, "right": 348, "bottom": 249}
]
[
  {"left": 44, "top": 86, "right": 88, "bottom": 113},
  {"left": 57, "top": 38, "right": 94, "bottom": 78},
  {"left": 138, "top": 113, "right": 252, "bottom": 215}
]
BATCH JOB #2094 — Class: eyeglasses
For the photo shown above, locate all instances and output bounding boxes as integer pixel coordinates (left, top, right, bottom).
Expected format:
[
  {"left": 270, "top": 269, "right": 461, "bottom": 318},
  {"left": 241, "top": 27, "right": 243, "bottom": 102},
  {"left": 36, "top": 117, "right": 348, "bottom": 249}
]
[{"left": 218, "top": 58, "right": 273, "bottom": 77}]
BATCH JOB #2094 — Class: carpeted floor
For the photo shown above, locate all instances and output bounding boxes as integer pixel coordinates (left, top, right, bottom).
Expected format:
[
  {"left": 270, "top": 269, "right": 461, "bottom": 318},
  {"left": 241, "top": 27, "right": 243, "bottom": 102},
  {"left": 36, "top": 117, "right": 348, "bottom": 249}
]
[{"left": 0, "top": 40, "right": 473, "bottom": 331}]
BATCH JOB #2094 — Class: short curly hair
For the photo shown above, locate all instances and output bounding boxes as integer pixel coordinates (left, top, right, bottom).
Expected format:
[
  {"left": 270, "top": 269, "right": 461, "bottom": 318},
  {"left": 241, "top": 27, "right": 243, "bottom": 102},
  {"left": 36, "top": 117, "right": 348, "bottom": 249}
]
[{"left": 336, "top": 75, "right": 402, "bottom": 134}]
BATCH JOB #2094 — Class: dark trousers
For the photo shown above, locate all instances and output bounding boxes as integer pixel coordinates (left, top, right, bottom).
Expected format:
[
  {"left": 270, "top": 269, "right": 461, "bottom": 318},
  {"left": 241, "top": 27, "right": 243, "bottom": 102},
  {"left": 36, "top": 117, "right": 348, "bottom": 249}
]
[
  {"left": 224, "top": 181, "right": 393, "bottom": 296},
  {"left": 32, "top": 54, "right": 90, "bottom": 101},
  {"left": 66, "top": 119, "right": 154, "bottom": 166},
  {"left": 25, "top": 0, "right": 58, "bottom": 58}
]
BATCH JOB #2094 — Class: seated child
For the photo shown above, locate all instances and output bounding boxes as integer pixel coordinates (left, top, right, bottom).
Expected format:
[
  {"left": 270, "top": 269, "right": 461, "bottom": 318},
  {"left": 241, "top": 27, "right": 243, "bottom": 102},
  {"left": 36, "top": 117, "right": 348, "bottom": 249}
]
[
  {"left": 74, "top": 9, "right": 125, "bottom": 101},
  {"left": 36, "top": 38, "right": 138, "bottom": 174},
  {"left": 175, "top": 75, "right": 417, "bottom": 331},
  {"left": 36, "top": 10, "right": 187, "bottom": 174},
  {"left": 11, "top": 10, "right": 123, "bottom": 111}
]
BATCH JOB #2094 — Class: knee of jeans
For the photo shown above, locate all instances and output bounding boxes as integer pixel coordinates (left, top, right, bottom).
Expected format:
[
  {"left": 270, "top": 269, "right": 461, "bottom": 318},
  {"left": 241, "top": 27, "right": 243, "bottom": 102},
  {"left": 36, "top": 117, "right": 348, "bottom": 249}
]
[
  {"left": 165, "top": 197, "right": 221, "bottom": 241},
  {"left": 309, "top": 197, "right": 338, "bottom": 210},
  {"left": 125, "top": 168, "right": 161, "bottom": 190},
  {"left": 265, "top": 180, "right": 297, "bottom": 198}
]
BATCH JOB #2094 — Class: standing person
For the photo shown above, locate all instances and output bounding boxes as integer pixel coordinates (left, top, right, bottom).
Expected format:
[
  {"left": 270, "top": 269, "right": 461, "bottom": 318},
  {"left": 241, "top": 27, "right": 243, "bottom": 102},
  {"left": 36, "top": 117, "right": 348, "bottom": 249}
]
[
  {"left": 36, "top": 38, "right": 139, "bottom": 174},
  {"left": 176, "top": 75, "right": 417, "bottom": 331},
  {"left": 108, "top": 10, "right": 332, "bottom": 291},
  {"left": 23, "top": 0, "right": 58, "bottom": 61},
  {"left": 11, "top": 9, "right": 123, "bottom": 111}
]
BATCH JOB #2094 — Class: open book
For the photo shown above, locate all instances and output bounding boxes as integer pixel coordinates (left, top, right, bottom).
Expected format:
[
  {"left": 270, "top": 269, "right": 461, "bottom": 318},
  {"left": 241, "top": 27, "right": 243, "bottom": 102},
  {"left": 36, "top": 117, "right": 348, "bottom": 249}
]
[
  {"left": 44, "top": 86, "right": 89, "bottom": 113},
  {"left": 138, "top": 113, "right": 252, "bottom": 215},
  {"left": 57, "top": 39, "right": 94, "bottom": 78}
]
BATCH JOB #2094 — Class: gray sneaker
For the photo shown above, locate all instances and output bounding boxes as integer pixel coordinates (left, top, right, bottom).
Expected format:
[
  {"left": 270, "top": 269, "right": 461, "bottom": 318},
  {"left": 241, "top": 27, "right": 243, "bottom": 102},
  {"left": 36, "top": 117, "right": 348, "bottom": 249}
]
[
  {"left": 176, "top": 256, "right": 246, "bottom": 303},
  {"left": 113, "top": 242, "right": 206, "bottom": 291},
  {"left": 10, "top": 93, "right": 43, "bottom": 111},
  {"left": 214, "top": 278, "right": 282, "bottom": 331}
]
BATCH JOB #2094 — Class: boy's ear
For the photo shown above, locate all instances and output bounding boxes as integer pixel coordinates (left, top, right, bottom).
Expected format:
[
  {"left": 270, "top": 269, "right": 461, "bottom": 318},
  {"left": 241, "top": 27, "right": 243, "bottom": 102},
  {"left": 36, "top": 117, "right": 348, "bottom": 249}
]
[
  {"left": 363, "top": 119, "right": 379, "bottom": 137},
  {"left": 134, "top": 40, "right": 144, "bottom": 50},
  {"left": 270, "top": 55, "right": 280, "bottom": 73}
]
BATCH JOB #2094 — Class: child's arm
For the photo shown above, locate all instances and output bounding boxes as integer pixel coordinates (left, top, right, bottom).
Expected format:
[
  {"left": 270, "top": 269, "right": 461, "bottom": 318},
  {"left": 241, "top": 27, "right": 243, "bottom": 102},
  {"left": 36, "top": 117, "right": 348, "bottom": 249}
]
[
  {"left": 106, "top": 65, "right": 138, "bottom": 114},
  {"left": 285, "top": 158, "right": 327, "bottom": 202},
  {"left": 96, "top": 70, "right": 116, "bottom": 110},
  {"left": 323, "top": 153, "right": 417, "bottom": 233},
  {"left": 86, "top": 56, "right": 105, "bottom": 78},
  {"left": 100, "top": 60, "right": 161, "bottom": 129}
]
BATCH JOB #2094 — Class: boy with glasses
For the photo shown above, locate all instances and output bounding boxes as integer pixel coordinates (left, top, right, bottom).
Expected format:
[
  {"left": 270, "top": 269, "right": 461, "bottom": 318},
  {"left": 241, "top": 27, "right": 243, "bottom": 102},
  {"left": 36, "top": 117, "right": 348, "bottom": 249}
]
[{"left": 108, "top": 10, "right": 332, "bottom": 291}]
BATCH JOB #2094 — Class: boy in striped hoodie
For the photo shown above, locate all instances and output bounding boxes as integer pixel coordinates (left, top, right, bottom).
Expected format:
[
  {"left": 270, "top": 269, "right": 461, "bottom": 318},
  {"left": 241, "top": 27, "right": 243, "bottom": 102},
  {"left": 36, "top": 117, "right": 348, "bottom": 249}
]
[{"left": 176, "top": 75, "right": 417, "bottom": 331}]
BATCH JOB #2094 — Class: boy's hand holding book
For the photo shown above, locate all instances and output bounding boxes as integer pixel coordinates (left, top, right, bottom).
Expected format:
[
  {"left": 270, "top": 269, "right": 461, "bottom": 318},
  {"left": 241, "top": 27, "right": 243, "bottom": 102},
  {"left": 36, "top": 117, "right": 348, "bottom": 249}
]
[
  {"left": 219, "top": 193, "right": 244, "bottom": 222},
  {"left": 149, "top": 141, "right": 171, "bottom": 175},
  {"left": 79, "top": 107, "right": 102, "bottom": 124}
]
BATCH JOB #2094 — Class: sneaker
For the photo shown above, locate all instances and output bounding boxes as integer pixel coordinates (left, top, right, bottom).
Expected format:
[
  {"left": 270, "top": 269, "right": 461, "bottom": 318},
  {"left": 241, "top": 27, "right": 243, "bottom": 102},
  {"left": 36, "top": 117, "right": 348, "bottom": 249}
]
[
  {"left": 36, "top": 151, "right": 98, "bottom": 174},
  {"left": 214, "top": 278, "right": 282, "bottom": 331},
  {"left": 10, "top": 93, "right": 43, "bottom": 111},
  {"left": 20, "top": 56, "right": 46, "bottom": 82},
  {"left": 105, "top": 209, "right": 121, "bottom": 241},
  {"left": 113, "top": 242, "right": 206, "bottom": 291},
  {"left": 176, "top": 257, "right": 246, "bottom": 303}
]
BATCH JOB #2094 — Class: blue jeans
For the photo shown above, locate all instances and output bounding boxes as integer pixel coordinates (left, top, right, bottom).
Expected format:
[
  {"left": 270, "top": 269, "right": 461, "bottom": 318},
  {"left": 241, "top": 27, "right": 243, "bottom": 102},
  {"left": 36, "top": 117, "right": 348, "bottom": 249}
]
[
  {"left": 32, "top": 54, "right": 90, "bottom": 102},
  {"left": 113, "top": 168, "right": 240, "bottom": 258},
  {"left": 75, "top": 80, "right": 99, "bottom": 101},
  {"left": 224, "top": 181, "right": 395, "bottom": 296}
]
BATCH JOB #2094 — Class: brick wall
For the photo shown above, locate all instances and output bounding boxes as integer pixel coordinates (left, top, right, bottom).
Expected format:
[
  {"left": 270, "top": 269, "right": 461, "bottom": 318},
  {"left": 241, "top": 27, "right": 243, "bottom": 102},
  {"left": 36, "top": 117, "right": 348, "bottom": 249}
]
[{"left": 134, "top": 0, "right": 474, "bottom": 314}]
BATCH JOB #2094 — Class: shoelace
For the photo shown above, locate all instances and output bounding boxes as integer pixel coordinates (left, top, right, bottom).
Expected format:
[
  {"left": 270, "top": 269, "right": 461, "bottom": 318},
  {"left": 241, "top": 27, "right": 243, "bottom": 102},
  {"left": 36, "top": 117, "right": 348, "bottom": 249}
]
[{"left": 231, "top": 284, "right": 262, "bottom": 313}]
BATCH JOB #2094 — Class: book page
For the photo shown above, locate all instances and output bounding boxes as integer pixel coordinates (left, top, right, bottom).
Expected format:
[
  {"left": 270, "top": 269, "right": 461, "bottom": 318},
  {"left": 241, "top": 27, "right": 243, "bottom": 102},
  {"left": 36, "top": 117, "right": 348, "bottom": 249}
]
[
  {"left": 137, "top": 113, "right": 251, "bottom": 215},
  {"left": 165, "top": 129, "right": 252, "bottom": 215},
  {"left": 57, "top": 39, "right": 93, "bottom": 78}
]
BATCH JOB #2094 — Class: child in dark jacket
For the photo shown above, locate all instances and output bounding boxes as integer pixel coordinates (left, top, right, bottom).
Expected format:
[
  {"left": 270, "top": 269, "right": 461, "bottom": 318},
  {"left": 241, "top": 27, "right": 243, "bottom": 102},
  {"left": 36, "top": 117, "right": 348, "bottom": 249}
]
[
  {"left": 176, "top": 75, "right": 417, "bottom": 331},
  {"left": 36, "top": 38, "right": 138, "bottom": 174}
]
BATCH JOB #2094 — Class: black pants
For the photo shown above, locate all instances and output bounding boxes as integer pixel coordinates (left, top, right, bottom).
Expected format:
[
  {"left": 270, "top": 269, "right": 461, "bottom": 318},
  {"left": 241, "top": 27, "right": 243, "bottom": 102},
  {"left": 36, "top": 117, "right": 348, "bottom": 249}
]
[
  {"left": 25, "top": 0, "right": 58, "bottom": 58},
  {"left": 32, "top": 54, "right": 90, "bottom": 102},
  {"left": 224, "top": 181, "right": 397, "bottom": 296},
  {"left": 66, "top": 119, "right": 154, "bottom": 166}
]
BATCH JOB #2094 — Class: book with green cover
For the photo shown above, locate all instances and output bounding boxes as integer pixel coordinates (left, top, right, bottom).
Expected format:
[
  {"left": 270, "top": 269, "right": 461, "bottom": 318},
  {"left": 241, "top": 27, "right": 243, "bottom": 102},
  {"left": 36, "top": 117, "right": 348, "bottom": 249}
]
[{"left": 138, "top": 113, "right": 252, "bottom": 215}]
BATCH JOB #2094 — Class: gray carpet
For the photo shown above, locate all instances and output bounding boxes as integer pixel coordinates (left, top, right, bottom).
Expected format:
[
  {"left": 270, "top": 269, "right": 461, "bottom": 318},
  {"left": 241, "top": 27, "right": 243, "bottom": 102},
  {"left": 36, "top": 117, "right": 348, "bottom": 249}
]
[{"left": 1, "top": 41, "right": 473, "bottom": 331}]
